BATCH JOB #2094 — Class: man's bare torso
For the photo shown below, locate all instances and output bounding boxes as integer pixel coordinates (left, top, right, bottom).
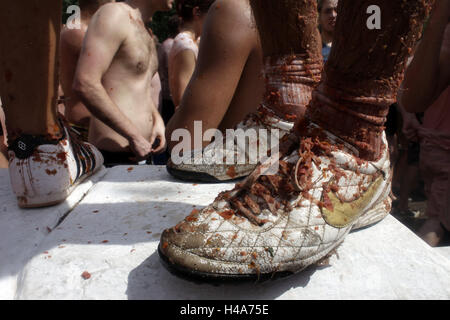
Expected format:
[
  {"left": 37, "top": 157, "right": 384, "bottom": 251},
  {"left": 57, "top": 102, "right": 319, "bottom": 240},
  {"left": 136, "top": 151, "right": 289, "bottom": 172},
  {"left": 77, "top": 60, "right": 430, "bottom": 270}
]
[{"left": 88, "top": 3, "right": 158, "bottom": 152}]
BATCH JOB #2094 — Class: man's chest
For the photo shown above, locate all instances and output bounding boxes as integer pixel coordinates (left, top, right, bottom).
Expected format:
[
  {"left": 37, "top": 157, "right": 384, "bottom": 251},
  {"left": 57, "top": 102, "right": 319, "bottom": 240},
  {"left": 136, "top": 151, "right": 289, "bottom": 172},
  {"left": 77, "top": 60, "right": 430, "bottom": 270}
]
[{"left": 116, "top": 26, "right": 158, "bottom": 76}]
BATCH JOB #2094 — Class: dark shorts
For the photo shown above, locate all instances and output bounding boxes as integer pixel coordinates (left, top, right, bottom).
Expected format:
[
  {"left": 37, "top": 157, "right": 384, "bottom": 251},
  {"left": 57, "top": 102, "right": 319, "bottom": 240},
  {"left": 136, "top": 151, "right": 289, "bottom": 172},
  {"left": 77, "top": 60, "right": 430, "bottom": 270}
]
[
  {"left": 161, "top": 99, "right": 175, "bottom": 125},
  {"left": 99, "top": 149, "right": 139, "bottom": 168},
  {"left": 407, "top": 141, "right": 420, "bottom": 165},
  {"left": 385, "top": 103, "right": 398, "bottom": 136},
  {"left": 69, "top": 123, "right": 89, "bottom": 142}
]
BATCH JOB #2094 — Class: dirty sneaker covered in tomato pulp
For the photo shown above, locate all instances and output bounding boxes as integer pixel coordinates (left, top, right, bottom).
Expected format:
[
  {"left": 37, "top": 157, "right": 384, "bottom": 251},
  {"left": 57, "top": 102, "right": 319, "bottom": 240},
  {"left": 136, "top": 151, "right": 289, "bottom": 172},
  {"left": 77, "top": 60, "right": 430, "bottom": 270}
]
[
  {"left": 8, "top": 122, "right": 104, "bottom": 208},
  {"left": 159, "top": 123, "right": 392, "bottom": 281}
]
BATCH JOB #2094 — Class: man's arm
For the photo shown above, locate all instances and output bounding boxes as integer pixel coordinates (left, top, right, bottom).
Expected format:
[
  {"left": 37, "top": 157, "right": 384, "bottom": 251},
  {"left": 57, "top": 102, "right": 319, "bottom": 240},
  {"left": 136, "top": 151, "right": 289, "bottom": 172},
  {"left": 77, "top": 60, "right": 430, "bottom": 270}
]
[
  {"left": 166, "top": 0, "right": 258, "bottom": 150},
  {"left": 169, "top": 49, "right": 197, "bottom": 108},
  {"left": 73, "top": 4, "right": 153, "bottom": 160},
  {"left": 150, "top": 73, "right": 166, "bottom": 154},
  {"left": 400, "top": 0, "right": 450, "bottom": 113}
]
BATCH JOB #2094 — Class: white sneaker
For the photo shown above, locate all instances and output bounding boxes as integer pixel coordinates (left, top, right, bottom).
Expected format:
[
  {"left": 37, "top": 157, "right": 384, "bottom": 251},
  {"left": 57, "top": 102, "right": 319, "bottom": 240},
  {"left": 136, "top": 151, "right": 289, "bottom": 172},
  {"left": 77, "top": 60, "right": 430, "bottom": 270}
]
[
  {"left": 159, "top": 125, "right": 392, "bottom": 281},
  {"left": 167, "top": 106, "right": 295, "bottom": 182},
  {"left": 8, "top": 122, "right": 104, "bottom": 208}
]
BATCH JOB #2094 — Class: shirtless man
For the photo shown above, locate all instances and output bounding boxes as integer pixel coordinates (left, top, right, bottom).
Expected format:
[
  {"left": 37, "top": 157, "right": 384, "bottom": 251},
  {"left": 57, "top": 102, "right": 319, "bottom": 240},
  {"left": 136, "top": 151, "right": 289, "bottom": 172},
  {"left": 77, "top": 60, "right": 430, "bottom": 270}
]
[
  {"left": 60, "top": 0, "right": 113, "bottom": 134},
  {"left": 73, "top": 0, "right": 172, "bottom": 165},
  {"left": 166, "top": 0, "right": 264, "bottom": 151}
]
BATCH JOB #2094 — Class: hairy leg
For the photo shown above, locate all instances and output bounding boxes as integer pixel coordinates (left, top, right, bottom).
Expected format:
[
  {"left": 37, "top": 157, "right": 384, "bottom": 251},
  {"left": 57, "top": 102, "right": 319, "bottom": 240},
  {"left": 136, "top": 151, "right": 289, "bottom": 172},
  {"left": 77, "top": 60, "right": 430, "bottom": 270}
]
[{"left": 0, "top": 0, "right": 62, "bottom": 142}]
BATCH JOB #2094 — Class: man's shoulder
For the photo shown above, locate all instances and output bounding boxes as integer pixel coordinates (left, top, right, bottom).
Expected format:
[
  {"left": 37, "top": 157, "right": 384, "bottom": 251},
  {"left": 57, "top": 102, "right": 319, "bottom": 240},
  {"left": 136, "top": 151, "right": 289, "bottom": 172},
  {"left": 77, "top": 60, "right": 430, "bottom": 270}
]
[
  {"left": 88, "top": 2, "right": 131, "bottom": 38},
  {"left": 214, "top": 0, "right": 248, "bottom": 11},
  {"left": 94, "top": 2, "right": 130, "bottom": 22},
  {"left": 204, "top": 0, "right": 256, "bottom": 48},
  {"left": 211, "top": 0, "right": 251, "bottom": 20}
]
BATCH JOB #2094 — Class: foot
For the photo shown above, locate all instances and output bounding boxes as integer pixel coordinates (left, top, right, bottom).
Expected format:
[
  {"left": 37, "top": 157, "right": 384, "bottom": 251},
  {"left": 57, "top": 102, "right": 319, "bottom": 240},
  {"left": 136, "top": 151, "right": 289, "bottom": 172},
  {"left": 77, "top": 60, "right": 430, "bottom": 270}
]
[
  {"left": 418, "top": 218, "right": 445, "bottom": 247},
  {"left": 393, "top": 206, "right": 416, "bottom": 218},
  {"left": 8, "top": 119, "right": 104, "bottom": 208},
  {"left": 166, "top": 105, "right": 295, "bottom": 182},
  {"left": 159, "top": 123, "right": 392, "bottom": 281}
]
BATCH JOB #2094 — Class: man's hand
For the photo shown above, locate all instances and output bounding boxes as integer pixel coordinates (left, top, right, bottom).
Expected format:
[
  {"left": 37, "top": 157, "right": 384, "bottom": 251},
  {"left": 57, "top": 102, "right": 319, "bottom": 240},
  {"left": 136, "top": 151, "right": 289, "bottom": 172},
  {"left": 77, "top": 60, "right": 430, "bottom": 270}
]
[
  {"left": 129, "top": 134, "right": 154, "bottom": 161},
  {"left": 149, "top": 111, "right": 166, "bottom": 154},
  {"left": 402, "top": 113, "right": 421, "bottom": 142}
]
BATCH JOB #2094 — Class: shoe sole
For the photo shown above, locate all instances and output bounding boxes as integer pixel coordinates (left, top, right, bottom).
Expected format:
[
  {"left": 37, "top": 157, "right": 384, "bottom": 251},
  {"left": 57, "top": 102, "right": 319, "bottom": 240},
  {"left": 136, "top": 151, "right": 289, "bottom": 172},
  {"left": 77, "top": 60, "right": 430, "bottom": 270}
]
[
  {"left": 158, "top": 235, "right": 346, "bottom": 284},
  {"left": 158, "top": 190, "right": 390, "bottom": 283},
  {"left": 17, "top": 166, "right": 105, "bottom": 208},
  {"left": 166, "top": 165, "right": 246, "bottom": 183},
  {"left": 157, "top": 245, "right": 295, "bottom": 284}
]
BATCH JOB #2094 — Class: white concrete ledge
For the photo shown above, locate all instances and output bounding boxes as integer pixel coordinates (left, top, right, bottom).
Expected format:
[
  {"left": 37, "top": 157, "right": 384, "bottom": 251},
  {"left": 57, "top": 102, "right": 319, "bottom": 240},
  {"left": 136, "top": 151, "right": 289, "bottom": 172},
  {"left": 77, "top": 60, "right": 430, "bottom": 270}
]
[
  {"left": 1, "top": 166, "right": 449, "bottom": 300},
  {"left": 0, "top": 167, "right": 107, "bottom": 299}
]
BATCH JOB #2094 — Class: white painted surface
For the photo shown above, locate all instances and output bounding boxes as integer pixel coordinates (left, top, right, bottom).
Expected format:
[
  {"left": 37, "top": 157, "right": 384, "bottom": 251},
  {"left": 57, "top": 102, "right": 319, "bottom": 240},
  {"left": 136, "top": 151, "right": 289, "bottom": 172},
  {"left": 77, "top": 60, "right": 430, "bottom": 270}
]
[
  {"left": 435, "top": 246, "right": 450, "bottom": 258},
  {"left": 0, "top": 167, "right": 107, "bottom": 299},
  {"left": 1, "top": 166, "right": 449, "bottom": 300}
]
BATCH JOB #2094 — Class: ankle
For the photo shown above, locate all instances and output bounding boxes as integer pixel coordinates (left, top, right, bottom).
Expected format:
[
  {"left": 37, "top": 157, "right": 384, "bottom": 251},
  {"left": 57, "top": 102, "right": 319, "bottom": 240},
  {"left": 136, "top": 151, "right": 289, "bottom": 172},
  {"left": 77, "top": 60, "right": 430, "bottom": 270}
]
[
  {"left": 306, "top": 83, "right": 392, "bottom": 161},
  {"left": 8, "top": 130, "right": 64, "bottom": 160}
]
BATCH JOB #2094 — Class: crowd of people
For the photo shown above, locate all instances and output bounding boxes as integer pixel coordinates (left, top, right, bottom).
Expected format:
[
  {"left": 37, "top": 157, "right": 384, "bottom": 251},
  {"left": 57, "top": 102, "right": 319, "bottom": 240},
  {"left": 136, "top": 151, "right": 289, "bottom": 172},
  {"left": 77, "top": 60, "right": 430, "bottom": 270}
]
[{"left": 0, "top": 0, "right": 448, "bottom": 281}]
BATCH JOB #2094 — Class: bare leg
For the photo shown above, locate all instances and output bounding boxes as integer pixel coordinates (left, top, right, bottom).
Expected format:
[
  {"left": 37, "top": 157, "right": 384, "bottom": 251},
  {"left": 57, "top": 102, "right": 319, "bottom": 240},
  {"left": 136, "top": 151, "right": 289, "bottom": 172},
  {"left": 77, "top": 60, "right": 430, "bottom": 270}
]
[
  {"left": 418, "top": 218, "right": 445, "bottom": 247},
  {"left": 0, "top": 0, "right": 62, "bottom": 142},
  {"left": 398, "top": 164, "right": 419, "bottom": 214}
]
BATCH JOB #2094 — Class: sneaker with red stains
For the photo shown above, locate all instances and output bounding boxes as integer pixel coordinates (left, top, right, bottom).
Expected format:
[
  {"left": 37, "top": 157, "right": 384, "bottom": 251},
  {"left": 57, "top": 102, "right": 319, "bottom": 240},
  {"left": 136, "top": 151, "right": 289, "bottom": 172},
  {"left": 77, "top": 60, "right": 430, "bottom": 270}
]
[
  {"left": 166, "top": 105, "right": 295, "bottom": 182},
  {"left": 166, "top": 55, "right": 321, "bottom": 183},
  {"left": 7, "top": 122, "right": 104, "bottom": 208},
  {"left": 159, "top": 125, "right": 392, "bottom": 282}
]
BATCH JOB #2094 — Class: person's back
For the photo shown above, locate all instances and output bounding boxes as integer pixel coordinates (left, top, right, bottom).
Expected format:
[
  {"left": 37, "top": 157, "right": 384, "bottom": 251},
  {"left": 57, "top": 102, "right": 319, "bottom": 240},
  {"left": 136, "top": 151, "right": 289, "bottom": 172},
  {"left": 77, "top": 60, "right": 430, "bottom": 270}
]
[
  {"left": 166, "top": 0, "right": 264, "bottom": 150},
  {"left": 74, "top": 1, "right": 169, "bottom": 164}
]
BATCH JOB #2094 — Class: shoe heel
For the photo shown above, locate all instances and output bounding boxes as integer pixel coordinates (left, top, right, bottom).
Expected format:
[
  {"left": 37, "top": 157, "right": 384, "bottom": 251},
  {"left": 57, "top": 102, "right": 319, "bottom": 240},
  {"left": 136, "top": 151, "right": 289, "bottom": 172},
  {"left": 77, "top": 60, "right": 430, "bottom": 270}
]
[{"left": 352, "top": 193, "right": 392, "bottom": 230}]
